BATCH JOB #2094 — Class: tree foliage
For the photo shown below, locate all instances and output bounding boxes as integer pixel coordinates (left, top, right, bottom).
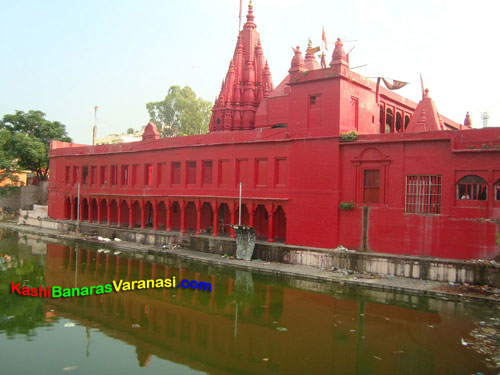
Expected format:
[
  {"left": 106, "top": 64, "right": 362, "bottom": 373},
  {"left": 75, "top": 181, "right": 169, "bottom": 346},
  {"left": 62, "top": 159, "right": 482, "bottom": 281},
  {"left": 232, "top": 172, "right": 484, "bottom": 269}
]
[
  {"left": 0, "top": 110, "right": 71, "bottom": 181},
  {"left": 146, "top": 86, "right": 212, "bottom": 137}
]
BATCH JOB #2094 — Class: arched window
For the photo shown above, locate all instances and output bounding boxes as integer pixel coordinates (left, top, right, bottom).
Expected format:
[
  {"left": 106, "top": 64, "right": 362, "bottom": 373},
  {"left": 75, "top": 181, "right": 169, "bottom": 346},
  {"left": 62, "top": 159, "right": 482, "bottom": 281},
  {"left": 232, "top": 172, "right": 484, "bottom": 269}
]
[
  {"left": 404, "top": 115, "right": 410, "bottom": 129},
  {"left": 495, "top": 178, "right": 500, "bottom": 201},
  {"left": 457, "top": 175, "right": 487, "bottom": 201},
  {"left": 385, "top": 108, "right": 393, "bottom": 133},
  {"left": 395, "top": 112, "right": 402, "bottom": 132}
]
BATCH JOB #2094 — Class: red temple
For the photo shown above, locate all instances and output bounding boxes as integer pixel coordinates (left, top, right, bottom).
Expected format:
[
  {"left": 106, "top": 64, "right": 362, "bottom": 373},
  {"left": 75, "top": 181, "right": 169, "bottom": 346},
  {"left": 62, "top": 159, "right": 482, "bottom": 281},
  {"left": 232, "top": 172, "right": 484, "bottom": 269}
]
[{"left": 48, "top": 3, "right": 500, "bottom": 260}]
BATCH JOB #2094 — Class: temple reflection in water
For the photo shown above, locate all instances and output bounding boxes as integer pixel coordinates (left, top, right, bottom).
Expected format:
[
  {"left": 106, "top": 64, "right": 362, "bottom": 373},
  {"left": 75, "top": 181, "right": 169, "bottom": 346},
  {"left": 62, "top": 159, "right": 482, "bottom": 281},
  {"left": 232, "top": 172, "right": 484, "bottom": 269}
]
[{"left": 34, "top": 239, "right": 486, "bottom": 375}]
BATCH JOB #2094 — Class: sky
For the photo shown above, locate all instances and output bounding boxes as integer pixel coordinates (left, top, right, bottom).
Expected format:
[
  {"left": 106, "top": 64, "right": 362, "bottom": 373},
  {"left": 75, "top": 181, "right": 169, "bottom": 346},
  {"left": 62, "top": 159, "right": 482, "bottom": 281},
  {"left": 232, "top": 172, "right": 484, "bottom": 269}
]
[{"left": 1, "top": 0, "right": 499, "bottom": 144}]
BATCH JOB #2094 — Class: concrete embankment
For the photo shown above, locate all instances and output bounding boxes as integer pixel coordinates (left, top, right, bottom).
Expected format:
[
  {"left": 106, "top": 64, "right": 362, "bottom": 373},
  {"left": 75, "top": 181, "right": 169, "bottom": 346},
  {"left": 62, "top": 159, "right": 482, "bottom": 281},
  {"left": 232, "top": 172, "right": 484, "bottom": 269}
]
[
  {"left": 14, "top": 214, "right": 500, "bottom": 288},
  {"left": 1, "top": 219, "right": 499, "bottom": 302}
]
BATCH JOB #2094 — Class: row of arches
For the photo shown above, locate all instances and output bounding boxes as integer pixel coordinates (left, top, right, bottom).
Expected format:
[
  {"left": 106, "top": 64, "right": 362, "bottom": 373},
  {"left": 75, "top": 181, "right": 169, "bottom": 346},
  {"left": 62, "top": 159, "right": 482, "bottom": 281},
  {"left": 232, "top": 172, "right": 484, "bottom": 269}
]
[{"left": 63, "top": 197, "right": 286, "bottom": 242}]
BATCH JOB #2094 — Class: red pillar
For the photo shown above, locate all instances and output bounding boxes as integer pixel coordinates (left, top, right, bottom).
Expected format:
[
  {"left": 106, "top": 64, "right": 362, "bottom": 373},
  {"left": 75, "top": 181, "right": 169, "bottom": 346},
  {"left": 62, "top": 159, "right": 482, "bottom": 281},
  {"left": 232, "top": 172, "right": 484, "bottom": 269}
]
[
  {"left": 117, "top": 199, "right": 122, "bottom": 227},
  {"left": 180, "top": 201, "right": 186, "bottom": 234},
  {"left": 166, "top": 200, "right": 172, "bottom": 232},
  {"left": 229, "top": 204, "right": 236, "bottom": 238},
  {"left": 97, "top": 198, "right": 101, "bottom": 224},
  {"left": 128, "top": 201, "right": 134, "bottom": 229},
  {"left": 153, "top": 201, "right": 159, "bottom": 231},
  {"left": 140, "top": 200, "right": 145, "bottom": 229},
  {"left": 212, "top": 202, "right": 219, "bottom": 237},
  {"left": 139, "top": 260, "right": 144, "bottom": 280},
  {"left": 249, "top": 204, "right": 255, "bottom": 227},
  {"left": 88, "top": 199, "right": 92, "bottom": 223},
  {"left": 267, "top": 205, "right": 275, "bottom": 242},
  {"left": 106, "top": 198, "right": 111, "bottom": 225},
  {"left": 195, "top": 201, "right": 201, "bottom": 235}
]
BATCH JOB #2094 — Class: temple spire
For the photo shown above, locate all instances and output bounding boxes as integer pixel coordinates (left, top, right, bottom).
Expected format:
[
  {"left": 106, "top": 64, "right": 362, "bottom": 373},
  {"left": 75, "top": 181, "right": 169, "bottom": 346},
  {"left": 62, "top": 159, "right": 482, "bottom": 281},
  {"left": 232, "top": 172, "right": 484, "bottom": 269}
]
[{"left": 209, "top": 1, "right": 272, "bottom": 132}]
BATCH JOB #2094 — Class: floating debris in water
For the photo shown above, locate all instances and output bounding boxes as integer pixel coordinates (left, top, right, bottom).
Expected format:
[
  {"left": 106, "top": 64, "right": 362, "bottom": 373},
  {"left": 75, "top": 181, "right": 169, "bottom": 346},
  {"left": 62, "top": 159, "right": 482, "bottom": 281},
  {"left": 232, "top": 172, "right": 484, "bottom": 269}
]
[
  {"left": 461, "top": 338, "right": 468, "bottom": 346},
  {"left": 276, "top": 327, "right": 288, "bottom": 332},
  {"left": 131, "top": 324, "right": 140, "bottom": 329},
  {"left": 349, "top": 329, "right": 356, "bottom": 333},
  {"left": 64, "top": 322, "right": 75, "bottom": 328},
  {"left": 392, "top": 350, "right": 405, "bottom": 355},
  {"left": 114, "top": 238, "right": 122, "bottom": 242},
  {"left": 373, "top": 356, "right": 382, "bottom": 360},
  {"left": 262, "top": 358, "right": 269, "bottom": 362},
  {"left": 114, "top": 251, "right": 121, "bottom": 255},
  {"left": 63, "top": 366, "right": 78, "bottom": 371},
  {"left": 97, "top": 249, "right": 105, "bottom": 253},
  {"left": 428, "top": 325, "right": 434, "bottom": 328}
]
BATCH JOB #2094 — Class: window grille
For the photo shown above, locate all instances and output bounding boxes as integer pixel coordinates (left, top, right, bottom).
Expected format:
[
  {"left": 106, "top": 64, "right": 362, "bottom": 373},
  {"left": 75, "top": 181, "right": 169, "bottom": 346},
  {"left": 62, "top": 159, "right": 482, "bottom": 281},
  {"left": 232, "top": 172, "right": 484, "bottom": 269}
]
[{"left": 405, "top": 175, "right": 441, "bottom": 214}]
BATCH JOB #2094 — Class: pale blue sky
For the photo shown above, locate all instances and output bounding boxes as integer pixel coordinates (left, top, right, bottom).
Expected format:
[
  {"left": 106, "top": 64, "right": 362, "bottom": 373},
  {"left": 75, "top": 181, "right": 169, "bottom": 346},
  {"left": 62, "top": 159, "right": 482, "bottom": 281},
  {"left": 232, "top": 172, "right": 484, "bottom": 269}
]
[{"left": 1, "top": 0, "right": 499, "bottom": 144}]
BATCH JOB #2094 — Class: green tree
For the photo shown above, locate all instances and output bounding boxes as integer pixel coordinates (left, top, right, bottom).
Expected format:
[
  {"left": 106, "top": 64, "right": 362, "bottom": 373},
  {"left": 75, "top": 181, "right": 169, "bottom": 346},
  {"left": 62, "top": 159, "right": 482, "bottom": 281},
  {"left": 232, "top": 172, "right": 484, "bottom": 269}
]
[
  {"left": 146, "top": 86, "right": 212, "bottom": 137},
  {"left": 0, "top": 110, "right": 71, "bottom": 181},
  {"left": 127, "top": 128, "right": 135, "bottom": 134}
]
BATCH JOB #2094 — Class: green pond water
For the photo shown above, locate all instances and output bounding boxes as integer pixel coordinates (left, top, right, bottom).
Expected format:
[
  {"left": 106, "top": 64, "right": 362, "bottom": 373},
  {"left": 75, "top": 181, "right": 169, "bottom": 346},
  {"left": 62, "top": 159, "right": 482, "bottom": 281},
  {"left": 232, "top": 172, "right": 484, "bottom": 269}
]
[{"left": 1, "top": 230, "right": 499, "bottom": 375}]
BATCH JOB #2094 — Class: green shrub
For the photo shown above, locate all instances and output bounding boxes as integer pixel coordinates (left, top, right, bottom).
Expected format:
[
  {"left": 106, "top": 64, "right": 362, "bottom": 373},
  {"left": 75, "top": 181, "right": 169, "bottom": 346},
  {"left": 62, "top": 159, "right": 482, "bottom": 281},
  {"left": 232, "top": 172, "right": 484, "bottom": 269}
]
[
  {"left": 340, "top": 131, "right": 359, "bottom": 142},
  {"left": 339, "top": 201, "right": 354, "bottom": 210}
]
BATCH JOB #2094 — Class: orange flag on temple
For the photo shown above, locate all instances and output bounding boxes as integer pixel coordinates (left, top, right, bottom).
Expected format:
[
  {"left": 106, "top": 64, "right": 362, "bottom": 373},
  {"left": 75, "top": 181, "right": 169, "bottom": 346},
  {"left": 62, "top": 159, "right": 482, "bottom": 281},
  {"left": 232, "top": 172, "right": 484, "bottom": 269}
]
[{"left": 322, "top": 27, "right": 328, "bottom": 51}]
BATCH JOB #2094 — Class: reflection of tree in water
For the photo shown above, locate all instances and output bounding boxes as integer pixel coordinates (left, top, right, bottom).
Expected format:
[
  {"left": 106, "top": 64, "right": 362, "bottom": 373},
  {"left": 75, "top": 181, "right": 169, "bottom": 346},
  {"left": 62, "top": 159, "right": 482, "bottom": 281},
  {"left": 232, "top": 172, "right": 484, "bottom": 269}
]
[{"left": 0, "top": 255, "right": 52, "bottom": 339}]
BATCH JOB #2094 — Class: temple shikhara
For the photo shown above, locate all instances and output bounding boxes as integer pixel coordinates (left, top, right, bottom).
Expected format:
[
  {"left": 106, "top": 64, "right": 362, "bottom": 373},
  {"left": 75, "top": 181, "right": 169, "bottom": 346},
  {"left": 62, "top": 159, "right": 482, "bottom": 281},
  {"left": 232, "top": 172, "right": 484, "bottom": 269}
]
[{"left": 48, "top": 3, "right": 500, "bottom": 260}]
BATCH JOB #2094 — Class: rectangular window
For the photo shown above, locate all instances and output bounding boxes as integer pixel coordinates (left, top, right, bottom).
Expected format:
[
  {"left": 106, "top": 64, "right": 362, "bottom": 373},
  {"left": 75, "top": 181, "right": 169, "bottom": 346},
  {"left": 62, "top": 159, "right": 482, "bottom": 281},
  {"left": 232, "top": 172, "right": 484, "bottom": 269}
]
[
  {"left": 121, "top": 165, "right": 129, "bottom": 185},
  {"left": 82, "top": 166, "right": 89, "bottom": 184},
  {"left": 110, "top": 165, "right": 118, "bottom": 185},
  {"left": 157, "top": 163, "right": 165, "bottom": 185},
  {"left": 219, "top": 160, "right": 230, "bottom": 185},
  {"left": 203, "top": 161, "right": 213, "bottom": 185},
  {"left": 100, "top": 166, "right": 107, "bottom": 185},
  {"left": 132, "top": 164, "right": 138, "bottom": 186},
  {"left": 256, "top": 159, "right": 268, "bottom": 186},
  {"left": 65, "top": 166, "right": 70, "bottom": 185},
  {"left": 144, "top": 164, "right": 152, "bottom": 185},
  {"left": 237, "top": 159, "right": 249, "bottom": 185},
  {"left": 363, "top": 170, "right": 380, "bottom": 203},
  {"left": 90, "top": 166, "right": 97, "bottom": 185},
  {"left": 276, "top": 158, "right": 287, "bottom": 186},
  {"left": 172, "top": 162, "right": 181, "bottom": 185},
  {"left": 406, "top": 175, "right": 442, "bottom": 214},
  {"left": 73, "top": 167, "right": 78, "bottom": 185},
  {"left": 187, "top": 161, "right": 196, "bottom": 184}
]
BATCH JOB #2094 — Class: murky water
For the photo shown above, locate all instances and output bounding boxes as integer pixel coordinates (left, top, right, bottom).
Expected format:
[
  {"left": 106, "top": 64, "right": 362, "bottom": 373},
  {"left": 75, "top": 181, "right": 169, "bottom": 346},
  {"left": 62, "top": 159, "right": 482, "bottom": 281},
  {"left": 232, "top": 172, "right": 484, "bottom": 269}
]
[{"left": 1, "top": 230, "right": 499, "bottom": 375}]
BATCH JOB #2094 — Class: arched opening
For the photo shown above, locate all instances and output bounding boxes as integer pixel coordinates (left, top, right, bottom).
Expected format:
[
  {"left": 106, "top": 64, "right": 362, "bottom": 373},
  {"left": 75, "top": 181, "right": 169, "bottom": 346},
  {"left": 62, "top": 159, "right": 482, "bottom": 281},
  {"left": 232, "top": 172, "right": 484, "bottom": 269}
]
[
  {"left": 73, "top": 197, "right": 78, "bottom": 220},
  {"left": 132, "top": 201, "right": 141, "bottom": 227},
  {"left": 200, "top": 202, "right": 213, "bottom": 233},
  {"left": 91, "top": 199, "right": 98, "bottom": 223},
  {"left": 254, "top": 204, "right": 268, "bottom": 239},
  {"left": 379, "top": 106, "right": 385, "bottom": 133},
  {"left": 385, "top": 108, "right": 393, "bottom": 133},
  {"left": 457, "top": 175, "right": 487, "bottom": 201},
  {"left": 64, "top": 197, "right": 71, "bottom": 220},
  {"left": 120, "top": 200, "right": 129, "bottom": 227},
  {"left": 109, "top": 200, "right": 118, "bottom": 225},
  {"left": 81, "top": 198, "right": 89, "bottom": 221},
  {"left": 404, "top": 115, "right": 410, "bottom": 129},
  {"left": 218, "top": 203, "right": 231, "bottom": 236},
  {"left": 235, "top": 204, "right": 250, "bottom": 225},
  {"left": 170, "top": 201, "right": 181, "bottom": 230},
  {"left": 99, "top": 199, "right": 108, "bottom": 223},
  {"left": 144, "top": 201, "right": 153, "bottom": 228},
  {"left": 273, "top": 206, "right": 286, "bottom": 242},
  {"left": 157, "top": 202, "right": 166, "bottom": 229},
  {"left": 495, "top": 179, "right": 500, "bottom": 201},
  {"left": 395, "top": 112, "right": 402, "bottom": 132},
  {"left": 185, "top": 202, "right": 197, "bottom": 231}
]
